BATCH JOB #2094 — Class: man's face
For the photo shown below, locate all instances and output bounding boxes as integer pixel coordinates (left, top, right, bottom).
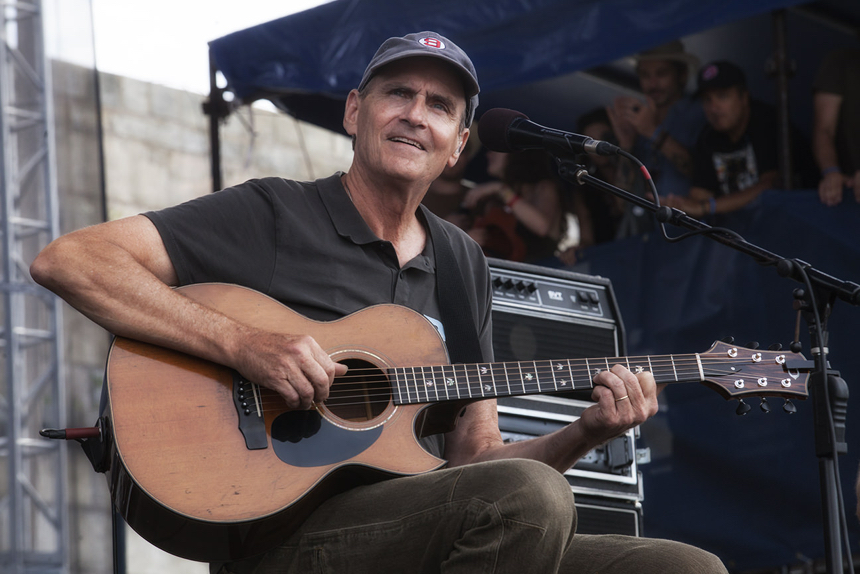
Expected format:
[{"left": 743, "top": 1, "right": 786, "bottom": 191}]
[
  {"left": 343, "top": 57, "right": 469, "bottom": 187},
  {"left": 636, "top": 60, "right": 686, "bottom": 108},
  {"left": 701, "top": 86, "right": 749, "bottom": 137}
]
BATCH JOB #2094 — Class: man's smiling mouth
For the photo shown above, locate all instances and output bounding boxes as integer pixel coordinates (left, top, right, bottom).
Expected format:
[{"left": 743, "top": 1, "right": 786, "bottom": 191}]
[{"left": 390, "top": 136, "right": 425, "bottom": 150}]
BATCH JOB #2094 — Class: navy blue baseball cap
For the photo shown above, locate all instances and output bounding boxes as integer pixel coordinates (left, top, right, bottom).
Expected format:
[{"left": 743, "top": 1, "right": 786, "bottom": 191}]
[
  {"left": 695, "top": 61, "right": 747, "bottom": 97},
  {"left": 358, "top": 32, "right": 480, "bottom": 127}
]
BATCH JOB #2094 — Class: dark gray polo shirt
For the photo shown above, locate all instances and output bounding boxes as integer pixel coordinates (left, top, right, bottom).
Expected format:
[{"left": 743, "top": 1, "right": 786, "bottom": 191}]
[{"left": 145, "top": 173, "right": 495, "bottom": 456}]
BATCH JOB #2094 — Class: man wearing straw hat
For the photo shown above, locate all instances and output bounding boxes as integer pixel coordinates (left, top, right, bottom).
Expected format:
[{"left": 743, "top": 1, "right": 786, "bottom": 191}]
[{"left": 609, "top": 40, "right": 706, "bottom": 202}]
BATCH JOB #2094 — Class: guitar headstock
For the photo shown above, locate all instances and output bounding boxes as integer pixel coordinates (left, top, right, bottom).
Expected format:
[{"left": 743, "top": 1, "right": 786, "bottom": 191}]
[{"left": 699, "top": 340, "right": 810, "bottom": 402}]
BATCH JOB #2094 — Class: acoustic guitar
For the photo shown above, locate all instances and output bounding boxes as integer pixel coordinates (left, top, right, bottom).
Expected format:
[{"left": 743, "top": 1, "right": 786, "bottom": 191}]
[{"left": 104, "top": 283, "right": 810, "bottom": 562}]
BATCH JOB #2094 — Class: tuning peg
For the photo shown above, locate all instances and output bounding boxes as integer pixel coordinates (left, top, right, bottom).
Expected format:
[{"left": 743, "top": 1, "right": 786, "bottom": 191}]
[
  {"left": 721, "top": 336, "right": 735, "bottom": 344},
  {"left": 736, "top": 399, "right": 751, "bottom": 416},
  {"left": 783, "top": 399, "right": 797, "bottom": 414},
  {"left": 790, "top": 341, "right": 803, "bottom": 353},
  {"left": 768, "top": 343, "right": 782, "bottom": 351},
  {"left": 760, "top": 398, "right": 771, "bottom": 413},
  {"left": 745, "top": 341, "right": 760, "bottom": 350}
]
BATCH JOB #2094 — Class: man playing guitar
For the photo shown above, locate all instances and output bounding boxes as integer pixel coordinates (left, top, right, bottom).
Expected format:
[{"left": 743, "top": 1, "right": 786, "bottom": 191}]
[{"left": 31, "top": 32, "right": 727, "bottom": 574}]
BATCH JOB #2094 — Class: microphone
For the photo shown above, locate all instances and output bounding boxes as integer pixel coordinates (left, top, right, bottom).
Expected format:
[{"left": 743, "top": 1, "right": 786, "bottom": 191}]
[{"left": 478, "top": 108, "right": 619, "bottom": 157}]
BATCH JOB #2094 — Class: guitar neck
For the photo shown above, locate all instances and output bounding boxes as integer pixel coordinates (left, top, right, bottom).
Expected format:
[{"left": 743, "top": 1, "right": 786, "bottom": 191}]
[{"left": 391, "top": 353, "right": 704, "bottom": 405}]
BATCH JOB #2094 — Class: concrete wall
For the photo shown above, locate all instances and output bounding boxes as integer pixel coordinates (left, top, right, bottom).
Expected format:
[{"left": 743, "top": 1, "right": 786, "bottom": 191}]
[{"left": 51, "top": 59, "right": 353, "bottom": 574}]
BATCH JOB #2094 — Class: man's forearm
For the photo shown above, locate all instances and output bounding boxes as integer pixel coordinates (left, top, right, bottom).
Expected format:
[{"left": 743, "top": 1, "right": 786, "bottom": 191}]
[
  {"left": 30, "top": 218, "right": 246, "bottom": 369},
  {"left": 465, "top": 419, "right": 600, "bottom": 474}
]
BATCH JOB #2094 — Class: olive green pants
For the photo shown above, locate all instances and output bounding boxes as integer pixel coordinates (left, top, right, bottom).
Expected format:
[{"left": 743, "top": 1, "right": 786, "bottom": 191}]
[{"left": 212, "top": 459, "right": 727, "bottom": 574}]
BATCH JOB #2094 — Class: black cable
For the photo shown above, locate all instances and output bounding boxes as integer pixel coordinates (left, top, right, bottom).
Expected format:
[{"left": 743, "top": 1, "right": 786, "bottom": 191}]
[{"left": 616, "top": 149, "right": 746, "bottom": 244}]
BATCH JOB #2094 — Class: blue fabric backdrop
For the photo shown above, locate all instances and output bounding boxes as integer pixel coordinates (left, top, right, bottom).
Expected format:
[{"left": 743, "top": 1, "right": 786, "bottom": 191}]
[{"left": 574, "top": 189, "right": 860, "bottom": 570}]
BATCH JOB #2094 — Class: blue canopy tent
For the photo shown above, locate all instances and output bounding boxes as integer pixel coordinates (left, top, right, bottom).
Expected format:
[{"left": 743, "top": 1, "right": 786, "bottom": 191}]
[
  {"left": 206, "top": 1, "right": 860, "bottom": 571},
  {"left": 208, "top": 0, "right": 858, "bottom": 135},
  {"left": 206, "top": 0, "right": 860, "bottom": 191}
]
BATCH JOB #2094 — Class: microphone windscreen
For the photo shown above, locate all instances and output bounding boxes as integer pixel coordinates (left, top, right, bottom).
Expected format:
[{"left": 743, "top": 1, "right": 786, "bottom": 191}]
[{"left": 478, "top": 108, "right": 528, "bottom": 153}]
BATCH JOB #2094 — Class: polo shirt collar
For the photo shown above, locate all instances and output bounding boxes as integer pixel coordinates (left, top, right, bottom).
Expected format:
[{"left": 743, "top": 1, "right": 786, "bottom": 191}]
[
  {"left": 318, "top": 172, "right": 379, "bottom": 245},
  {"left": 317, "top": 172, "right": 436, "bottom": 271}
]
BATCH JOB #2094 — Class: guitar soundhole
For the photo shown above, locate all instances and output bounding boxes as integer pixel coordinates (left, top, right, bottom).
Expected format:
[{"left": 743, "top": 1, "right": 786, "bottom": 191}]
[{"left": 325, "top": 359, "right": 390, "bottom": 422}]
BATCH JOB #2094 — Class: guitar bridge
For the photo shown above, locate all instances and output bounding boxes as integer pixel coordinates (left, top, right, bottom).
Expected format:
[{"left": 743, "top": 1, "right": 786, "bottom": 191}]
[{"left": 232, "top": 371, "right": 268, "bottom": 450}]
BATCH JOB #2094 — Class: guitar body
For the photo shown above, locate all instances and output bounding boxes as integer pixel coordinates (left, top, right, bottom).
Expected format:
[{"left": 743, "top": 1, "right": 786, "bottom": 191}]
[{"left": 106, "top": 284, "right": 451, "bottom": 562}]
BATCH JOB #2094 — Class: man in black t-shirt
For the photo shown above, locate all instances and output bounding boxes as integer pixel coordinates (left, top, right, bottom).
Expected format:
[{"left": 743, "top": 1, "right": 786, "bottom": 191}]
[
  {"left": 30, "top": 32, "right": 726, "bottom": 574},
  {"left": 662, "top": 61, "right": 814, "bottom": 219}
]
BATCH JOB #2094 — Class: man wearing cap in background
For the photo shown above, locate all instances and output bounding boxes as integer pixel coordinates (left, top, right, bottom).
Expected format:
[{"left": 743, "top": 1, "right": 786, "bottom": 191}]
[
  {"left": 663, "top": 60, "right": 815, "bottom": 219},
  {"left": 31, "top": 32, "right": 726, "bottom": 573}
]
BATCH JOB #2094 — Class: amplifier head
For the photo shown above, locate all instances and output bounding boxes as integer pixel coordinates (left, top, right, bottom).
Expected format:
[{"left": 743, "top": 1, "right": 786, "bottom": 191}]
[{"left": 488, "top": 258, "right": 626, "bottom": 363}]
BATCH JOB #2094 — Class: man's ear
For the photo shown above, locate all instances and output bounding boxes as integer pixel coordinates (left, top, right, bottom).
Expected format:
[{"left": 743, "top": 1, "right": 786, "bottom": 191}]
[
  {"left": 343, "top": 89, "right": 361, "bottom": 136},
  {"left": 448, "top": 129, "right": 471, "bottom": 167}
]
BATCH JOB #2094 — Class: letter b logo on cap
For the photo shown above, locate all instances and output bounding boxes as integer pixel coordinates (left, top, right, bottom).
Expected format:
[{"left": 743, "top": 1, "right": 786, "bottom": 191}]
[{"left": 419, "top": 37, "right": 445, "bottom": 50}]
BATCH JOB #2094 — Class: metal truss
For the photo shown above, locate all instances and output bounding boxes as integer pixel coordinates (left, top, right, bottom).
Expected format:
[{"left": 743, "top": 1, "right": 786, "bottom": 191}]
[{"left": 0, "top": 0, "right": 67, "bottom": 573}]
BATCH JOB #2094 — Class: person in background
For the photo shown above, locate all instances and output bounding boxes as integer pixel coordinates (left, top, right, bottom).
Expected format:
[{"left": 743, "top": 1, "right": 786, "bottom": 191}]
[
  {"left": 608, "top": 40, "right": 705, "bottom": 200},
  {"left": 663, "top": 61, "right": 815, "bottom": 219},
  {"left": 812, "top": 47, "right": 860, "bottom": 206},
  {"left": 460, "top": 148, "right": 565, "bottom": 264},
  {"left": 422, "top": 123, "right": 483, "bottom": 227},
  {"left": 557, "top": 108, "right": 633, "bottom": 267}
]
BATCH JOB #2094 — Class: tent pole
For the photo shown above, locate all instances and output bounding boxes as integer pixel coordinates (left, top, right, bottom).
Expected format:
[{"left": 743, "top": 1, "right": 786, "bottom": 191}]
[
  {"left": 770, "top": 9, "right": 794, "bottom": 190},
  {"left": 203, "top": 48, "right": 229, "bottom": 193}
]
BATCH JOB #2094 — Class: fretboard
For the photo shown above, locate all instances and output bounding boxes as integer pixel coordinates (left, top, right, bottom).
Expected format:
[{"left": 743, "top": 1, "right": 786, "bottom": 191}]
[{"left": 390, "top": 354, "right": 705, "bottom": 405}]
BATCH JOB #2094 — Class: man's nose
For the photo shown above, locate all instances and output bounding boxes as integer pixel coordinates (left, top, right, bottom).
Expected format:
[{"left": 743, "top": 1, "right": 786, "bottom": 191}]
[{"left": 402, "top": 97, "right": 428, "bottom": 126}]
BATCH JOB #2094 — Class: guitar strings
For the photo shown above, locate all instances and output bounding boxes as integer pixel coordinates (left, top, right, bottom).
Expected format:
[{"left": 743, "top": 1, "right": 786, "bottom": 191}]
[
  {"left": 317, "top": 354, "right": 774, "bottom": 378},
  {"left": 234, "top": 356, "right": 794, "bottom": 413},
  {"left": 244, "top": 356, "right": 782, "bottom": 393}
]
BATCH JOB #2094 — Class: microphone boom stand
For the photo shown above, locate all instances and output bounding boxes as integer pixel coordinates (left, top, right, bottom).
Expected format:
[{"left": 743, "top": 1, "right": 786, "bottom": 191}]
[{"left": 555, "top": 157, "right": 860, "bottom": 574}]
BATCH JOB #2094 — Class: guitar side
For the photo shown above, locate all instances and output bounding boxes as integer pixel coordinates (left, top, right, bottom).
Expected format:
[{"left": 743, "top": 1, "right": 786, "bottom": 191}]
[{"left": 105, "top": 283, "right": 450, "bottom": 561}]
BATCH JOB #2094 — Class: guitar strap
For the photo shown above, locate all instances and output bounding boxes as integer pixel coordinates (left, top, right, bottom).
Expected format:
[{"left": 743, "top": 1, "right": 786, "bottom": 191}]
[{"left": 424, "top": 209, "right": 484, "bottom": 365}]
